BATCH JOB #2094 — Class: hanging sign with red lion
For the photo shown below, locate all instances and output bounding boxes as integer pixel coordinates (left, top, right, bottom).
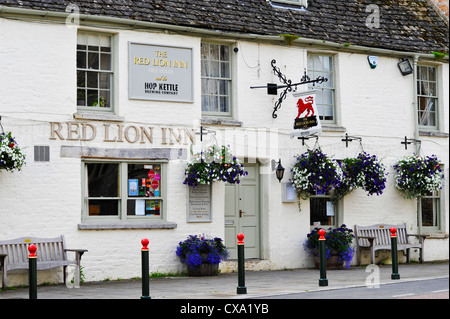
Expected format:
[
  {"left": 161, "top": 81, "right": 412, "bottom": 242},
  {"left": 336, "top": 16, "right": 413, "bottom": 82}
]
[{"left": 290, "top": 90, "right": 322, "bottom": 138}]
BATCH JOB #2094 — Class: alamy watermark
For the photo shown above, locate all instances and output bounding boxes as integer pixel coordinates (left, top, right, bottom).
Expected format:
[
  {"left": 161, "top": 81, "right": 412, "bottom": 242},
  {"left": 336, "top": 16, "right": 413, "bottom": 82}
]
[
  {"left": 65, "top": 265, "right": 81, "bottom": 289},
  {"left": 366, "top": 4, "right": 380, "bottom": 29},
  {"left": 65, "top": 3, "right": 80, "bottom": 28},
  {"left": 365, "top": 264, "right": 381, "bottom": 288}
]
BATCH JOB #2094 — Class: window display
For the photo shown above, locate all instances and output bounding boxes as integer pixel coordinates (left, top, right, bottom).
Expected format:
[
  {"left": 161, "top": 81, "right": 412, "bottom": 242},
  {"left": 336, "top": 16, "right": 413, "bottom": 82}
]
[
  {"left": 127, "top": 164, "right": 162, "bottom": 216},
  {"left": 84, "top": 162, "right": 164, "bottom": 219}
]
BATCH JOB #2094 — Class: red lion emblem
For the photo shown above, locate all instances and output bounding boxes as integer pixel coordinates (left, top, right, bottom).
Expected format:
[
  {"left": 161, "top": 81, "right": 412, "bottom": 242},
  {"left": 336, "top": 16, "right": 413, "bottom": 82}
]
[{"left": 296, "top": 96, "right": 315, "bottom": 118}]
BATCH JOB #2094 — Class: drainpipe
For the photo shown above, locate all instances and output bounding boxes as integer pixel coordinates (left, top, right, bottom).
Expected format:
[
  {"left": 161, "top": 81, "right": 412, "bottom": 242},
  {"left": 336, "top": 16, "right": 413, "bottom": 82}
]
[
  {"left": 412, "top": 54, "right": 422, "bottom": 234},
  {"left": 412, "top": 55, "right": 420, "bottom": 154}
]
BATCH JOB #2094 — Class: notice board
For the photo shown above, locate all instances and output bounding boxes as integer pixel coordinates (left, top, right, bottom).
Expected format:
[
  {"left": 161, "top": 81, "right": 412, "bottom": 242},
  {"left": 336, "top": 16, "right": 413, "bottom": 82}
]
[{"left": 187, "top": 184, "right": 212, "bottom": 222}]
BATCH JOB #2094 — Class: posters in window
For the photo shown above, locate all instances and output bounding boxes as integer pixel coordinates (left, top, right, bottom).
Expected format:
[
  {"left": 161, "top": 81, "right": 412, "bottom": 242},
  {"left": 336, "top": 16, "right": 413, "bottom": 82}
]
[{"left": 128, "top": 179, "right": 138, "bottom": 196}]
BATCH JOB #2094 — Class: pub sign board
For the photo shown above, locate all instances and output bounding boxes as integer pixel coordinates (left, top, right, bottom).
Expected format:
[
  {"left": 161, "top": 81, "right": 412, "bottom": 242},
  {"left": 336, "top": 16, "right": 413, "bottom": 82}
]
[
  {"left": 128, "top": 42, "right": 193, "bottom": 102},
  {"left": 290, "top": 90, "right": 322, "bottom": 138}
]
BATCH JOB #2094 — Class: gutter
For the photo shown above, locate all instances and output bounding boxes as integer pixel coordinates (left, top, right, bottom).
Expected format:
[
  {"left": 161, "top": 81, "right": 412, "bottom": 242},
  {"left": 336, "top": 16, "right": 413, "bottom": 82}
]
[{"left": 1, "top": 5, "right": 448, "bottom": 62}]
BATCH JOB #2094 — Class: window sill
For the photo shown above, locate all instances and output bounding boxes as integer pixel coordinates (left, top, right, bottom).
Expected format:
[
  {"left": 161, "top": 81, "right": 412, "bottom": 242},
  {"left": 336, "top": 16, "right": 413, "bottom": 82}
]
[
  {"left": 77, "top": 221, "right": 177, "bottom": 230},
  {"left": 73, "top": 112, "right": 125, "bottom": 122},
  {"left": 322, "top": 124, "right": 346, "bottom": 132},
  {"left": 419, "top": 130, "right": 449, "bottom": 138},
  {"left": 201, "top": 117, "right": 242, "bottom": 127},
  {"left": 423, "top": 233, "right": 449, "bottom": 239}
]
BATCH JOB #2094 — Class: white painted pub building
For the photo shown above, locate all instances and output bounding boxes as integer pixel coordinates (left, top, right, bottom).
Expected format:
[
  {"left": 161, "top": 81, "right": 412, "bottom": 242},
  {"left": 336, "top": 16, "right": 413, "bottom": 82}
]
[{"left": 0, "top": 0, "right": 448, "bottom": 286}]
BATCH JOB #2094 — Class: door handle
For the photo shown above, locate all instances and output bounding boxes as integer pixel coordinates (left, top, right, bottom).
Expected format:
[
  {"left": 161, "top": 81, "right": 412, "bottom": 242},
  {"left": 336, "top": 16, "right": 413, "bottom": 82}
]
[{"left": 239, "top": 210, "right": 244, "bottom": 218}]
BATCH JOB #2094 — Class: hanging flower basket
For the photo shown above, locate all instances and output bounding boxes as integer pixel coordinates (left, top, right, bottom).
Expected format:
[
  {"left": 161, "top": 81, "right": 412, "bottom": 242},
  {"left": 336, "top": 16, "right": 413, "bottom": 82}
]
[
  {"left": 0, "top": 132, "right": 26, "bottom": 172},
  {"left": 183, "top": 145, "right": 247, "bottom": 188},
  {"left": 334, "top": 152, "right": 387, "bottom": 202},
  {"left": 393, "top": 154, "right": 444, "bottom": 199},
  {"left": 291, "top": 148, "right": 342, "bottom": 201}
]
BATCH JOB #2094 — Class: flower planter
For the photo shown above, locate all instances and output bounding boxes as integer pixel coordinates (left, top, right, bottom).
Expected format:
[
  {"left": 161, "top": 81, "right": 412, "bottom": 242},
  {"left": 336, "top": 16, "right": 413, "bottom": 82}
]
[
  {"left": 176, "top": 235, "right": 229, "bottom": 275},
  {"left": 304, "top": 225, "right": 355, "bottom": 269},
  {"left": 187, "top": 262, "right": 219, "bottom": 276},
  {"left": 313, "top": 250, "right": 344, "bottom": 270}
]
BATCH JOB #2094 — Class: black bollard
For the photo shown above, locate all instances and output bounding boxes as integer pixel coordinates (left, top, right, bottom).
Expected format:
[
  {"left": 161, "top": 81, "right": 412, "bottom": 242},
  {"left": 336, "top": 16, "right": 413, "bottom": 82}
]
[
  {"left": 28, "top": 244, "right": 37, "bottom": 299},
  {"left": 318, "top": 229, "right": 328, "bottom": 287},
  {"left": 390, "top": 228, "right": 400, "bottom": 280},
  {"left": 236, "top": 233, "right": 247, "bottom": 294},
  {"left": 141, "top": 238, "right": 151, "bottom": 299}
]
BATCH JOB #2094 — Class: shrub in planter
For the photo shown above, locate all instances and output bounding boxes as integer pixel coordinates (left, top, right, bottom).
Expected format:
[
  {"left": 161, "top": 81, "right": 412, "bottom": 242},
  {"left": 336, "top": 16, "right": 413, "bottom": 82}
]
[
  {"left": 304, "top": 225, "right": 355, "bottom": 269},
  {"left": 176, "top": 235, "right": 229, "bottom": 275}
]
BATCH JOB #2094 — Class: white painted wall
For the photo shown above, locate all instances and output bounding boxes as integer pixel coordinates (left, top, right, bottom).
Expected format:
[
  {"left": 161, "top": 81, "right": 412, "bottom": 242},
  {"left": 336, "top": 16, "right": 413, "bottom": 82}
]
[{"left": 0, "top": 18, "right": 448, "bottom": 286}]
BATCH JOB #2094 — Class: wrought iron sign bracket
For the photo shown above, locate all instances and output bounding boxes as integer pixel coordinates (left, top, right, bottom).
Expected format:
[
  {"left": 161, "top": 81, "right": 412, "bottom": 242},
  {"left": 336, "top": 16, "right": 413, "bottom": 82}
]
[
  {"left": 341, "top": 133, "right": 362, "bottom": 148},
  {"left": 195, "top": 125, "right": 216, "bottom": 142},
  {"left": 250, "top": 59, "right": 328, "bottom": 118},
  {"left": 297, "top": 133, "right": 319, "bottom": 146},
  {"left": 401, "top": 136, "right": 421, "bottom": 150}
]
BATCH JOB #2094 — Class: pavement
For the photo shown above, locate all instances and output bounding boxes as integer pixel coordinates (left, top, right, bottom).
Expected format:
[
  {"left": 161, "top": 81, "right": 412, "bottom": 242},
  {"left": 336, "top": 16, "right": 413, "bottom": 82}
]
[{"left": 0, "top": 261, "right": 448, "bottom": 300}]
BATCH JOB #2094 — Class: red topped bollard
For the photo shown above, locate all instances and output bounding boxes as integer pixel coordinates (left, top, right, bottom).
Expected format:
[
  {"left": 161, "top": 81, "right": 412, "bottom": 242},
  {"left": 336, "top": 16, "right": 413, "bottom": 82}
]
[
  {"left": 318, "top": 229, "right": 328, "bottom": 286},
  {"left": 390, "top": 228, "right": 400, "bottom": 280},
  {"left": 140, "top": 238, "right": 151, "bottom": 299},
  {"left": 318, "top": 229, "right": 326, "bottom": 240},
  {"left": 28, "top": 244, "right": 37, "bottom": 299},
  {"left": 236, "top": 233, "right": 247, "bottom": 294},
  {"left": 237, "top": 233, "right": 245, "bottom": 245},
  {"left": 141, "top": 238, "right": 149, "bottom": 251},
  {"left": 390, "top": 227, "right": 397, "bottom": 238},
  {"left": 28, "top": 244, "right": 37, "bottom": 258}
]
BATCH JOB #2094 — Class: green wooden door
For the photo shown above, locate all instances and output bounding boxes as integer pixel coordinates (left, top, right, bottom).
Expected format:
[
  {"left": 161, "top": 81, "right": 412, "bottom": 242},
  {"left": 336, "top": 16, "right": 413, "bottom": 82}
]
[{"left": 225, "top": 163, "right": 260, "bottom": 259}]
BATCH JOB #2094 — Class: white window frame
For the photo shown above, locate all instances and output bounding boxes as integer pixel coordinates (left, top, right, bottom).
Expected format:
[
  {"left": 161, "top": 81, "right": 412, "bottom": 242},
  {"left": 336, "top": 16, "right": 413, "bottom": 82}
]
[
  {"left": 77, "top": 31, "right": 114, "bottom": 113},
  {"left": 307, "top": 53, "right": 336, "bottom": 123},
  {"left": 201, "top": 42, "right": 232, "bottom": 117},
  {"left": 82, "top": 160, "right": 166, "bottom": 222},
  {"left": 417, "top": 64, "right": 439, "bottom": 130},
  {"left": 419, "top": 190, "right": 442, "bottom": 233}
]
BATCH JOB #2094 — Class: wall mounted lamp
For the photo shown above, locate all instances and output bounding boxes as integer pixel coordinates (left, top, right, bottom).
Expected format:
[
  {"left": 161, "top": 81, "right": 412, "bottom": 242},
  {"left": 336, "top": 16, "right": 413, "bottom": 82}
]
[
  {"left": 398, "top": 58, "right": 413, "bottom": 76},
  {"left": 272, "top": 159, "right": 285, "bottom": 183}
]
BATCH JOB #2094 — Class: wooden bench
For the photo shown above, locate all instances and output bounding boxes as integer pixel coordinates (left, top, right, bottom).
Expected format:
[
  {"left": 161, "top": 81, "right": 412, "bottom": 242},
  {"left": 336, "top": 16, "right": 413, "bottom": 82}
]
[
  {"left": 354, "top": 223, "right": 428, "bottom": 265},
  {"left": 0, "top": 235, "right": 87, "bottom": 290}
]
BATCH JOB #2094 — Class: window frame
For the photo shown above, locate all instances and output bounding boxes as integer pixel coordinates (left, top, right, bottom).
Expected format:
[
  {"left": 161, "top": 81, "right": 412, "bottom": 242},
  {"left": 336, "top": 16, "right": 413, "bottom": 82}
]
[
  {"left": 307, "top": 53, "right": 336, "bottom": 124},
  {"left": 82, "top": 160, "right": 167, "bottom": 222},
  {"left": 77, "top": 31, "right": 114, "bottom": 113},
  {"left": 417, "top": 64, "right": 439, "bottom": 130},
  {"left": 419, "top": 190, "right": 442, "bottom": 233},
  {"left": 201, "top": 42, "right": 233, "bottom": 117},
  {"left": 309, "top": 190, "right": 339, "bottom": 229}
]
